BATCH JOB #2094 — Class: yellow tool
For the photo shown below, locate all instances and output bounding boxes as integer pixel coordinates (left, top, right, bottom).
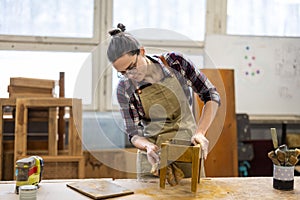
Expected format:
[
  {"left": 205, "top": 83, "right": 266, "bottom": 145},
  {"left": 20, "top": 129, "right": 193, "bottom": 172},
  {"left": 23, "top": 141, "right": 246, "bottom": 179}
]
[{"left": 15, "top": 156, "right": 44, "bottom": 194}]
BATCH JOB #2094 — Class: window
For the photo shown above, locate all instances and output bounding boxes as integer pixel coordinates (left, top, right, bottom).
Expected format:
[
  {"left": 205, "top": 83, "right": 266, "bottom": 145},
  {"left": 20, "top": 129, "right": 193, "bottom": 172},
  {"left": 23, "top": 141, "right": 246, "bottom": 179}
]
[
  {"left": 0, "top": 0, "right": 98, "bottom": 109},
  {"left": 0, "top": 0, "right": 94, "bottom": 38},
  {"left": 113, "top": 0, "right": 206, "bottom": 41},
  {"left": 227, "top": 0, "right": 300, "bottom": 37},
  {"left": 109, "top": 0, "right": 207, "bottom": 109},
  {"left": 0, "top": 0, "right": 210, "bottom": 111},
  {"left": 0, "top": 51, "right": 92, "bottom": 104}
]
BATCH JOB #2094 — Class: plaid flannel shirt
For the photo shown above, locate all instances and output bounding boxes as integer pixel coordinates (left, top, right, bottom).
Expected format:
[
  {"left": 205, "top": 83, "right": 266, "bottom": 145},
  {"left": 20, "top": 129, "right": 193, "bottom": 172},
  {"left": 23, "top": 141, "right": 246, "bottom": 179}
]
[{"left": 116, "top": 52, "right": 220, "bottom": 142}]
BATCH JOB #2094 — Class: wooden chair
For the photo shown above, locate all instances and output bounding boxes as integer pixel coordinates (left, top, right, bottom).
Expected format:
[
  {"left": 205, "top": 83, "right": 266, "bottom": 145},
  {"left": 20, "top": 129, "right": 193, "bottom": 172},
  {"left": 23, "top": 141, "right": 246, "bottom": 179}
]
[
  {"left": 14, "top": 97, "right": 84, "bottom": 179},
  {"left": 159, "top": 142, "right": 201, "bottom": 192},
  {"left": 1, "top": 73, "right": 84, "bottom": 180},
  {"left": 8, "top": 72, "right": 66, "bottom": 150}
]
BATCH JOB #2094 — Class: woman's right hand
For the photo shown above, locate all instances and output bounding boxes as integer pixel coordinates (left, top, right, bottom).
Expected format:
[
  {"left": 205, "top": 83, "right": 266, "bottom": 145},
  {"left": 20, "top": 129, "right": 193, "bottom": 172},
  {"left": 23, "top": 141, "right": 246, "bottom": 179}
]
[
  {"left": 131, "top": 135, "right": 160, "bottom": 165},
  {"left": 145, "top": 143, "right": 160, "bottom": 165}
]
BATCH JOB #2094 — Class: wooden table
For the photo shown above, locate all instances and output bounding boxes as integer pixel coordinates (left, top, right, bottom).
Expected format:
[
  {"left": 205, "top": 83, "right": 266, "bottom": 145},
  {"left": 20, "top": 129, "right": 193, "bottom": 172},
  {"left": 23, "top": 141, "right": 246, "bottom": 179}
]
[{"left": 0, "top": 177, "right": 299, "bottom": 199}]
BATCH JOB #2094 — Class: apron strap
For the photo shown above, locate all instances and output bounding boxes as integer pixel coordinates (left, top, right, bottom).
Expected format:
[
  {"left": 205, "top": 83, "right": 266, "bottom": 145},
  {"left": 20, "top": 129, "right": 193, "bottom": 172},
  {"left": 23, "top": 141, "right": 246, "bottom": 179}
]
[
  {"left": 159, "top": 55, "right": 169, "bottom": 67},
  {"left": 159, "top": 55, "right": 174, "bottom": 76}
]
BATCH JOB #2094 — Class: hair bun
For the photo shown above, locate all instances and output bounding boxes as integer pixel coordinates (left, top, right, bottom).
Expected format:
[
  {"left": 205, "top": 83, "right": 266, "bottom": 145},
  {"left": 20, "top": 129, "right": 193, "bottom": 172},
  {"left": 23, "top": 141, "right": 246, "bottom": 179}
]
[
  {"left": 108, "top": 28, "right": 121, "bottom": 36},
  {"left": 108, "top": 23, "right": 126, "bottom": 36},
  {"left": 117, "top": 23, "right": 126, "bottom": 32}
]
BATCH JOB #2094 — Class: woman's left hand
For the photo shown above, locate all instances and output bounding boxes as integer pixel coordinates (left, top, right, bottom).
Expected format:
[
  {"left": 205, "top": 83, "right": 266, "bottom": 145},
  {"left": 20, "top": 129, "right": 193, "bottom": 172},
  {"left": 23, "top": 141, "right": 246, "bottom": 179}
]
[{"left": 191, "top": 133, "right": 209, "bottom": 159}]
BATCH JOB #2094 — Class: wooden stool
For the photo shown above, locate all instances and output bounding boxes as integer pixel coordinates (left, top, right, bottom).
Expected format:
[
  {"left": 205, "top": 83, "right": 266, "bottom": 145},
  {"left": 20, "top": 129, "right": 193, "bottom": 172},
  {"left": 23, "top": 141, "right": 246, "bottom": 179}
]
[{"left": 159, "top": 142, "right": 201, "bottom": 192}]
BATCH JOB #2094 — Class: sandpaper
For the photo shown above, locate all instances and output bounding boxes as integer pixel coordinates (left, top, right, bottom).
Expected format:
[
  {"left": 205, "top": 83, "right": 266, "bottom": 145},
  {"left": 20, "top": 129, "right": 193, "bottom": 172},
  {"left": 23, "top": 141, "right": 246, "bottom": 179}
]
[{"left": 66, "top": 179, "right": 134, "bottom": 199}]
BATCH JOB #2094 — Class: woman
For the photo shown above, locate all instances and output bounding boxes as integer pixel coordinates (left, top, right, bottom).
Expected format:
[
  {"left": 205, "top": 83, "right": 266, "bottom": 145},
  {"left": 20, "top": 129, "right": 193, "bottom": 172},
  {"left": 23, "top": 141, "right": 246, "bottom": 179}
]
[{"left": 107, "top": 23, "right": 220, "bottom": 183}]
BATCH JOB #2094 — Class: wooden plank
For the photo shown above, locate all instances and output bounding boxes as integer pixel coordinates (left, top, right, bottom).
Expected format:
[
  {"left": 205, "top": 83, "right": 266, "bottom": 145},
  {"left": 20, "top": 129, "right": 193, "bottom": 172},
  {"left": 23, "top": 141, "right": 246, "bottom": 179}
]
[
  {"left": 159, "top": 143, "right": 168, "bottom": 189},
  {"left": 17, "top": 98, "right": 75, "bottom": 107},
  {"left": 72, "top": 99, "right": 82, "bottom": 156},
  {"left": 191, "top": 146, "right": 201, "bottom": 192},
  {"left": 58, "top": 110, "right": 65, "bottom": 150},
  {"left": 48, "top": 107, "right": 58, "bottom": 156},
  {"left": 67, "top": 99, "right": 82, "bottom": 156},
  {"left": 14, "top": 99, "right": 28, "bottom": 171},
  {"left": 66, "top": 180, "right": 134, "bottom": 199},
  {"left": 3, "top": 141, "right": 48, "bottom": 152},
  {"left": 10, "top": 77, "right": 55, "bottom": 89},
  {"left": 42, "top": 155, "right": 84, "bottom": 162},
  {"left": 0, "top": 98, "right": 16, "bottom": 106},
  {"left": 28, "top": 109, "right": 49, "bottom": 118},
  {"left": 68, "top": 109, "right": 73, "bottom": 155},
  {"left": 9, "top": 93, "right": 53, "bottom": 98},
  {"left": 59, "top": 72, "right": 65, "bottom": 98},
  {"left": 78, "top": 156, "right": 85, "bottom": 179},
  {"left": 43, "top": 155, "right": 85, "bottom": 178},
  {"left": 8, "top": 85, "right": 53, "bottom": 95},
  {"left": 166, "top": 145, "right": 193, "bottom": 162},
  {"left": 58, "top": 72, "right": 65, "bottom": 150}
]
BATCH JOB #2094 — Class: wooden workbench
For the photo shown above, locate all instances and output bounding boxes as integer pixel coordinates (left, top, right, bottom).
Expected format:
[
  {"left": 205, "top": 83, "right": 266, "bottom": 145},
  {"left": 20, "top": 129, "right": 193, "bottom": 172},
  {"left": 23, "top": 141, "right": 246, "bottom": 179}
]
[{"left": 0, "top": 177, "right": 299, "bottom": 199}]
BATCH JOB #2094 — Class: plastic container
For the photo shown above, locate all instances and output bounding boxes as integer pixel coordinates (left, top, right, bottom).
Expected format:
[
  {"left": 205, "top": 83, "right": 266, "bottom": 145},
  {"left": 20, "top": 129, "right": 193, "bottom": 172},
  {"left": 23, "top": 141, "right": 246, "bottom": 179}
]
[{"left": 19, "top": 185, "right": 37, "bottom": 200}]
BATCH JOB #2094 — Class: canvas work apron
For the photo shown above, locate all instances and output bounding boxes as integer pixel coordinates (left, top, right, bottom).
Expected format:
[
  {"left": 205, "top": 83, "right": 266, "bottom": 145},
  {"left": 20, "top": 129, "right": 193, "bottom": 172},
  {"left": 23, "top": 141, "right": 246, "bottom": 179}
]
[{"left": 136, "top": 74, "right": 197, "bottom": 180}]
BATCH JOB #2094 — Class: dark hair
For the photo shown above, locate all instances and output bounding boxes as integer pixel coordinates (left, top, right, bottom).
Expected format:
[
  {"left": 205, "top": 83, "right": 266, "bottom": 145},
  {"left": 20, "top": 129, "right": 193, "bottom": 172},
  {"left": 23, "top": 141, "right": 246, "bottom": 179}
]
[
  {"left": 107, "top": 23, "right": 141, "bottom": 63},
  {"left": 108, "top": 23, "right": 126, "bottom": 36}
]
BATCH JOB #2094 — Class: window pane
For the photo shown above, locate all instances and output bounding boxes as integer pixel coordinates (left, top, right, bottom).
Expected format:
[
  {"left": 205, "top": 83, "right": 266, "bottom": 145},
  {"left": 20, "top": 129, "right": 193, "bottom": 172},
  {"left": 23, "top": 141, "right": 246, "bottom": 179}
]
[
  {"left": 113, "top": 0, "right": 206, "bottom": 41},
  {"left": 0, "top": 0, "right": 94, "bottom": 38},
  {"left": 227, "top": 0, "right": 300, "bottom": 37},
  {"left": 0, "top": 51, "right": 92, "bottom": 105}
]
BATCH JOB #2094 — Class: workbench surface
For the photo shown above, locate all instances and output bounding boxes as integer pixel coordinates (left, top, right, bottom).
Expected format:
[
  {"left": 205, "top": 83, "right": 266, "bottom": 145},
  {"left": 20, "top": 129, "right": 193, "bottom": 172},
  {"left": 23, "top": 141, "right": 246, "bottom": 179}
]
[{"left": 0, "top": 177, "right": 299, "bottom": 199}]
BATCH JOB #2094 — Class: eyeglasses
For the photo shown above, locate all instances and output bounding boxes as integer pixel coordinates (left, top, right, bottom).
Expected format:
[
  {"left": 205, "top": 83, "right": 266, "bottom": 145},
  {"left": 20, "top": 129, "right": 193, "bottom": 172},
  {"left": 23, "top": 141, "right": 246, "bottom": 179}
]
[{"left": 117, "top": 53, "right": 139, "bottom": 78}]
